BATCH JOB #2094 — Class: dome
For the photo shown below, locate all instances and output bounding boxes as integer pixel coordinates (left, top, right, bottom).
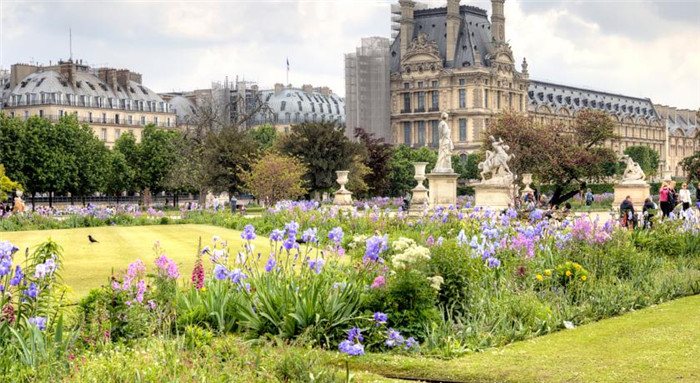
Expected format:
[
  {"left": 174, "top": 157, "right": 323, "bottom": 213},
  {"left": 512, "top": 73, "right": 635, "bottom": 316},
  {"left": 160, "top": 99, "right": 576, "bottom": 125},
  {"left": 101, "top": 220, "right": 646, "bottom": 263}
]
[
  {"left": 168, "top": 95, "right": 197, "bottom": 124},
  {"left": 255, "top": 87, "right": 345, "bottom": 126}
]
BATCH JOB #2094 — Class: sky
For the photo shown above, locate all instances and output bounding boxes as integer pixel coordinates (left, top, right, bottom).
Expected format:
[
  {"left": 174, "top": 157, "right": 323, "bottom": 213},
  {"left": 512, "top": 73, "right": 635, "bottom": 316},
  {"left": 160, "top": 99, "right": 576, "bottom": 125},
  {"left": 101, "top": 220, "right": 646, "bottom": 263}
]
[{"left": 1, "top": 0, "right": 699, "bottom": 109}]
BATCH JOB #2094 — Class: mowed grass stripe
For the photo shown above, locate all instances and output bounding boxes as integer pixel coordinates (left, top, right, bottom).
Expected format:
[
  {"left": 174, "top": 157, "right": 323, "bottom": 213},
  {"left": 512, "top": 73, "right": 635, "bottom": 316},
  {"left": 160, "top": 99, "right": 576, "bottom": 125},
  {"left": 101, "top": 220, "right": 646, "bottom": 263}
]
[{"left": 0, "top": 224, "right": 271, "bottom": 298}]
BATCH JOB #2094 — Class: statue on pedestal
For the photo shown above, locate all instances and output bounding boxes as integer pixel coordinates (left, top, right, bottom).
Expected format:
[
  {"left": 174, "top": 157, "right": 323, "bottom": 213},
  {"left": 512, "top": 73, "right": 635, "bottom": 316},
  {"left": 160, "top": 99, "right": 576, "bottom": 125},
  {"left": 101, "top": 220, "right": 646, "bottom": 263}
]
[
  {"left": 478, "top": 136, "right": 514, "bottom": 185},
  {"left": 434, "top": 112, "right": 454, "bottom": 173},
  {"left": 620, "top": 155, "right": 646, "bottom": 184}
]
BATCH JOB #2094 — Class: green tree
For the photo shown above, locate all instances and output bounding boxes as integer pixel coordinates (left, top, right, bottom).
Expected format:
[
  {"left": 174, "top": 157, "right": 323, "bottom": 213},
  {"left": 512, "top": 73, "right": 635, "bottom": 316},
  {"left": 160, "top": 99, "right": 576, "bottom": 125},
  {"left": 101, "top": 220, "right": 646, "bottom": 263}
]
[
  {"left": 140, "top": 124, "right": 179, "bottom": 196},
  {"left": 485, "top": 111, "right": 618, "bottom": 206},
  {"left": 62, "top": 116, "right": 109, "bottom": 204},
  {"left": 203, "top": 126, "right": 259, "bottom": 194},
  {"left": 242, "top": 152, "right": 308, "bottom": 205},
  {"left": 0, "top": 164, "right": 22, "bottom": 201},
  {"left": 624, "top": 145, "right": 659, "bottom": 177},
  {"left": 114, "top": 131, "right": 143, "bottom": 191},
  {"left": 347, "top": 155, "right": 373, "bottom": 197},
  {"left": 0, "top": 113, "right": 25, "bottom": 186},
  {"left": 278, "top": 122, "right": 358, "bottom": 195},
  {"left": 387, "top": 146, "right": 437, "bottom": 197},
  {"left": 452, "top": 153, "right": 481, "bottom": 181},
  {"left": 681, "top": 152, "right": 700, "bottom": 182},
  {"left": 354, "top": 128, "right": 393, "bottom": 196},
  {"left": 249, "top": 124, "right": 278, "bottom": 151},
  {"left": 105, "top": 150, "right": 136, "bottom": 205}
]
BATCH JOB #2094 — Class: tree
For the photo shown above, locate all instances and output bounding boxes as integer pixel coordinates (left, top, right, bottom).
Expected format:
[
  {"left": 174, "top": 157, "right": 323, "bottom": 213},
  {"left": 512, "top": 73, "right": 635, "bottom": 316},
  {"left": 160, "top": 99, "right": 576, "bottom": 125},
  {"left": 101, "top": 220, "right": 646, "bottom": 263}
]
[
  {"left": 114, "top": 131, "right": 143, "bottom": 192},
  {"left": 624, "top": 145, "right": 659, "bottom": 178},
  {"left": 242, "top": 152, "right": 308, "bottom": 205},
  {"left": 346, "top": 155, "right": 372, "bottom": 197},
  {"left": 452, "top": 153, "right": 481, "bottom": 181},
  {"left": 249, "top": 124, "right": 278, "bottom": 151},
  {"left": 139, "top": 125, "right": 179, "bottom": 196},
  {"left": 63, "top": 116, "right": 109, "bottom": 204},
  {"left": 0, "top": 164, "right": 22, "bottom": 201},
  {"left": 0, "top": 113, "right": 25, "bottom": 186},
  {"left": 387, "top": 146, "right": 437, "bottom": 197},
  {"left": 681, "top": 152, "right": 700, "bottom": 182},
  {"left": 202, "top": 126, "right": 259, "bottom": 194},
  {"left": 278, "top": 122, "right": 358, "bottom": 195},
  {"left": 105, "top": 150, "right": 135, "bottom": 205},
  {"left": 485, "top": 111, "right": 618, "bottom": 206},
  {"left": 354, "top": 128, "right": 393, "bottom": 196}
]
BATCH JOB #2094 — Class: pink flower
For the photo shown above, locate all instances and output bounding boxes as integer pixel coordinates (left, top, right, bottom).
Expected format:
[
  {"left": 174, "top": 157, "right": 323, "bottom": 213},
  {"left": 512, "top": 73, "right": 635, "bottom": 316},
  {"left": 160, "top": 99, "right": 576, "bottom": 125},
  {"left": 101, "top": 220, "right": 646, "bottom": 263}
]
[
  {"left": 191, "top": 259, "right": 205, "bottom": 289},
  {"left": 371, "top": 276, "right": 386, "bottom": 289}
]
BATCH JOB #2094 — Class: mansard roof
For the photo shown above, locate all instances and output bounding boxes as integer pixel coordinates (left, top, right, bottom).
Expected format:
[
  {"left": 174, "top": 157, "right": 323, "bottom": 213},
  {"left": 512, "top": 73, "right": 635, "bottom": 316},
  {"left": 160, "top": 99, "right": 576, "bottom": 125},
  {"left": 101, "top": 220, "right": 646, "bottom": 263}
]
[
  {"left": 390, "top": 5, "right": 492, "bottom": 72},
  {"left": 528, "top": 80, "right": 658, "bottom": 121}
]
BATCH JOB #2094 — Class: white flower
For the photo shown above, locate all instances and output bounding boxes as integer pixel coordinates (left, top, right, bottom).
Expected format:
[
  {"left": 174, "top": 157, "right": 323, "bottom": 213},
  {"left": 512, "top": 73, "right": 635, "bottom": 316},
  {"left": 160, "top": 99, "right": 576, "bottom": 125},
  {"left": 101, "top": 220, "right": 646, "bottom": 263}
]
[{"left": 427, "top": 275, "right": 444, "bottom": 291}]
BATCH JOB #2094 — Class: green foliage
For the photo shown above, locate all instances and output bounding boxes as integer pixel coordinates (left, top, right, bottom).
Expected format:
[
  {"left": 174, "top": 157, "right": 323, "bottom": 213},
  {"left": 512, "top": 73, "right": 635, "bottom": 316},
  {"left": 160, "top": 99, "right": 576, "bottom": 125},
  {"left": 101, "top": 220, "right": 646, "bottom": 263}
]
[
  {"left": 354, "top": 128, "right": 393, "bottom": 196},
  {"left": 387, "top": 146, "right": 437, "bottom": 197},
  {"left": 242, "top": 152, "right": 308, "bottom": 204},
  {"left": 0, "top": 164, "right": 22, "bottom": 200},
  {"left": 249, "top": 124, "right": 278, "bottom": 150},
  {"left": 278, "top": 122, "right": 358, "bottom": 193},
  {"left": 452, "top": 153, "right": 481, "bottom": 181},
  {"left": 680, "top": 151, "right": 700, "bottom": 182},
  {"left": 624, "top": 145, "right": 660, "bottom": 177},
  {"left": 203, "top": 125, "right": 260, "bottom": 194}
]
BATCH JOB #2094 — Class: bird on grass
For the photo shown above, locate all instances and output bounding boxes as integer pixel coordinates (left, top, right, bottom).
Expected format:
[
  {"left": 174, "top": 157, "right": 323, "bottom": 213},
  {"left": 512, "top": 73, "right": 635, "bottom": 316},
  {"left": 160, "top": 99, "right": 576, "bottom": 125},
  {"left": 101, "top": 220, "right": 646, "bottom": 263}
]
[{"left": 88, "top": 235, "right": 99, "bottom": 243}]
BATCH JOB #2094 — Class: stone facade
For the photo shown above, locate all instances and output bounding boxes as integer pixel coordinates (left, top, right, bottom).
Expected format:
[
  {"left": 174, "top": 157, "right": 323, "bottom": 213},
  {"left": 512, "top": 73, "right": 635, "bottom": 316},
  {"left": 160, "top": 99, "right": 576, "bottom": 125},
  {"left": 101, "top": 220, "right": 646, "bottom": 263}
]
[{"left": 1, "top": 60, "right": 177, "bottom": 148}]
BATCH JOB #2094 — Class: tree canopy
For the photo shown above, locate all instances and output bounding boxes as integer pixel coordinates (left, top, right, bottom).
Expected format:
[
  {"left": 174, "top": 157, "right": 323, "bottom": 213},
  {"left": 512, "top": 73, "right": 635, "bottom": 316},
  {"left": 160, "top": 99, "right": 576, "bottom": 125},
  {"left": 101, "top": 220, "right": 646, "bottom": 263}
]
[
  {"left": 387, "top": 146, "right": 437, "bottom": 197},
  {"left": 242, "top": 152, "right": 308, "bottom": 205}
]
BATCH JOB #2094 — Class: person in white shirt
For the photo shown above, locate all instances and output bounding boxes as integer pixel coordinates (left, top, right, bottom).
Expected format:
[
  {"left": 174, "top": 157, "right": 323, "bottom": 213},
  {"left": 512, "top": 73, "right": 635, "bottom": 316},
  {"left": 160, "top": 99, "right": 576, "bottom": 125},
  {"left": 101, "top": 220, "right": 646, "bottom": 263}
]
[{"left": 679, "top": 182, "right": 692, "bottom": 211}]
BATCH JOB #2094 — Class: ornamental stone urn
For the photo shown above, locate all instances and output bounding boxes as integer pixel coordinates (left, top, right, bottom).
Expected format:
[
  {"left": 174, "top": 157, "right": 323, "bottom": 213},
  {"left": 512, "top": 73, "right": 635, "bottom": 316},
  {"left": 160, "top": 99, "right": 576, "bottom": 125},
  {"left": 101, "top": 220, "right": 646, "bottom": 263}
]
[
  {"left": 410, "top": 162, "right": 429, "bottom": 214},
  {"left": 333, "top": 170, "right": 353, "bottom": 208}
]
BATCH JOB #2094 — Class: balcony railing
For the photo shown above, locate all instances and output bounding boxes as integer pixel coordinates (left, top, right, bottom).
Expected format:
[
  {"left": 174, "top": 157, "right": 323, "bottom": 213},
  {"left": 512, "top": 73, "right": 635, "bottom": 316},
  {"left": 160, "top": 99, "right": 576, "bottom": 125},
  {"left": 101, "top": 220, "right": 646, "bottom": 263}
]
[
  {"left": 10, "top": 114, "right": 174, "bottom": 128},
  {"left": 429, "top": 106, "right": 440, "bottom": 112},
  {"left": 414, "top": 107, "right": 426, "bottom": 113},
  {"left": 2, "top": 99, "right": 171, "bottom": 114}
]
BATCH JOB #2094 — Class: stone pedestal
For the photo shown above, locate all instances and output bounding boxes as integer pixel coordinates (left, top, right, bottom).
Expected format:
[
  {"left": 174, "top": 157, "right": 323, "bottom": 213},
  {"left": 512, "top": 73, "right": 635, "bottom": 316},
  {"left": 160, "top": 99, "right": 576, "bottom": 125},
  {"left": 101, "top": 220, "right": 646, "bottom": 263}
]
[
  {"left": 474, "top": 184, "right": 513, "bottom": 210},
  {"left": 333, "top": 170, "right": 353, "bottom": 209},
  {"left": 613, "top": 183, "right": 650, "bottom": 209},
  {"left": 426, "top": 172, "right": 459, "bottom": 207}
]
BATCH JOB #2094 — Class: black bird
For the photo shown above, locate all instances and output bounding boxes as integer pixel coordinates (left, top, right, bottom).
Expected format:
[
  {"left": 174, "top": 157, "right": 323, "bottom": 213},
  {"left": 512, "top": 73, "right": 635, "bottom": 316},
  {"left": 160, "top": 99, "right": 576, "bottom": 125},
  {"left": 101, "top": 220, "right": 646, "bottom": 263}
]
[{"left": 88, "top": 235, "right": 99, "bottom": 243}]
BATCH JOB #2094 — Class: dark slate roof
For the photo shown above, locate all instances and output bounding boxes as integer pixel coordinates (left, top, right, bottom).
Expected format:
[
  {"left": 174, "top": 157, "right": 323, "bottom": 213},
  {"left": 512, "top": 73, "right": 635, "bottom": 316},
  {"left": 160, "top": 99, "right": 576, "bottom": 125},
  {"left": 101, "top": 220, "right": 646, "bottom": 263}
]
[
  {"left": 528, "top": 80, "right": 659, "bottom": 120},
  {"left": 390, "top": 5, "right": 492, "bottom": 72}
]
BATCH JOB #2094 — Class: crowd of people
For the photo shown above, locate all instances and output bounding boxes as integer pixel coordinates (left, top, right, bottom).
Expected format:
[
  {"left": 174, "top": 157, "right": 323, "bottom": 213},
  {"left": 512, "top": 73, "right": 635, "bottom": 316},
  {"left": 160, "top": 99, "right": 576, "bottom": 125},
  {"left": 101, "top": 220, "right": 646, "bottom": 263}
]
[{"left": 619, "top": 181, "right": 699, "bottom": 230}]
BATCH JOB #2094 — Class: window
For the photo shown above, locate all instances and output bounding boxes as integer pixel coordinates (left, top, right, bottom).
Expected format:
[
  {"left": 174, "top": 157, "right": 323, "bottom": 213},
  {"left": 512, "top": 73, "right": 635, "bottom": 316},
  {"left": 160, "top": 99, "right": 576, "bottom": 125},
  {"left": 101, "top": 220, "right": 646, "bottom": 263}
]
[
  {"left": 497, "top": 91, "right": 501, "bottom": 109},
  {"left": 88, "top": 112, "right": 93, "bottom": 123},
  {"left": 404, "top": 83, "right": 409, "bottom": 90},
  {"left": 311, "top": 103, "right": 315, "bottom": 113},
  {"left": 459, "top": 119, "right": 467, "bottom": 142},
  {"left": 284, "top": 126, "right": 289, "bottom": 134},
  {"left": 167, "top": 118, "right": 171, "bottom": 127},
  {"left": 320, "top": 103, "right": 324, "bottom": 113},
  {"left": 417, "top": 91, "right": 425, "bottom": 110},
  {"left": 102, "top": 113, "right": 107, "bottom": 123},
  {"left": 39, "top": 110, "right": 44, "bottom": 118},
  {"left": 128, "top": 115, "right": 133, "bottom": 125},
  {"left": 140, "top": 116, "right": 146, "bottom": 125},
  {"left": 460, "top": 153, "right": 467, "bottom": 162},
  {"left": 58, "top": 110, "right": 64, "bottom": 118},
  {"left": 432, "top": 81, "right": 438, "bottom": 88},
  {"left": 115, "top": 114, "right": 120, "bottom": 124},
  {"left": 115, "top": 129, "right": 121, "bottom": 140},
  {"left": 101, "top": 128, "right": 107, "bottom": 141},
  {"left": 432, "top": 91, "right": 439, "bottom": 109},
  {"left": 418, "top": 82, "right": 423, "bottom": 89},
  {"left": 281, "top": 101, "right": 286, "bottom": 111},
  {"left": 459, "top": 79, "right": 466, "bottom": 86},
  {"left": 24, "top": 111, "right": 29, "bottom": 119},
  {"left": 485, "top": 89, "right": 489, "bottom": 108},
  {"left": 418, "top": 121, "right": 426, "bottom": 145},
  {"left": 459, "top": 89, "right": 466, "bottom": 108},
  {"left": 432, "top": 120, "right": 439, "bottom": 145},
  {"left": 298, "top": 101, "right": 302, "bottom": 111},
  {"left": 154, "top": 117, "right": 159, "bottom": 126},
  {"left": 519, "top": 94, "right": 523, "bottom": 111},
  {"left": 403, "top": 93, "right": 411, "bottom": 112},
  {"left": 509, "top": 93, "right": 513, "bottom": 109},
  {"left": 403, "top": 122, "right": 412, "bottom": 144}
]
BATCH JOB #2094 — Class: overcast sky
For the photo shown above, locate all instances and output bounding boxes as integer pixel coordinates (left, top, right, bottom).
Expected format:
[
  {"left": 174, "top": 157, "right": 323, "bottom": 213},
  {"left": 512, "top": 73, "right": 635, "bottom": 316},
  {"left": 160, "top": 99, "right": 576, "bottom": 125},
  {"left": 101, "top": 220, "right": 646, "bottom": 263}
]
[{"left": 1, "top": 0, "right": 698, "bottom": 109}]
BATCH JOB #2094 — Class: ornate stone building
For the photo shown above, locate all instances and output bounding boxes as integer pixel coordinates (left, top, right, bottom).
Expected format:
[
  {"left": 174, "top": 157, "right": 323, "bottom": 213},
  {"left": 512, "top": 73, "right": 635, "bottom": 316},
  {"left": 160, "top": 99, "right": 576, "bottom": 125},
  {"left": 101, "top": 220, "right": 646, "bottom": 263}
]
[
  {"left": 1, "top": 60, "right": 177, "bottom": 147},
  {"left": 389, "top": 0, "right": 698, "bottom": 177}
]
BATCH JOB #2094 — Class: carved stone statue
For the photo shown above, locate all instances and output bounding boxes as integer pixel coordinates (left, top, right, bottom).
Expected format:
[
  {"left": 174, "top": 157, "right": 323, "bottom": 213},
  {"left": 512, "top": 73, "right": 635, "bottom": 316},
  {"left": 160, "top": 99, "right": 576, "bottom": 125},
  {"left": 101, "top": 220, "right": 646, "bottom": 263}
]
[
  {"left": 434, "top": 112, "right": 454, "bottom": 173},
  {"left": 478, "top": 136, "right": 514, "bottom": 185},
  {"left": 620, "top": 155, "right": 646, "bottom": 184}
]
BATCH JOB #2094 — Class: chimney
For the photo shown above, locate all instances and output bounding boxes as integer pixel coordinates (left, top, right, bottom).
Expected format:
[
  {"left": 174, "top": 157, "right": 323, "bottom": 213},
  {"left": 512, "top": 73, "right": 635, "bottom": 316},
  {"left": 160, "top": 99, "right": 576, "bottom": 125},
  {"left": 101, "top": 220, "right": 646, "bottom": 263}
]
[
  {"left": 491, "top": 0, "right": 506, "bottom": 44},
  {"left": 399, "top": 0, "right": 416, "bottom": 59},
  {"left": 521, "top": 58, "right": 529, "bottom": 77},
  {"left": 274, "top": 83, "right": 284, "bottom": 95},
  {"left": 302, "top": 84, "right": 314, "bottom": 94},
  {"left": 446, "top": 0, "right": 460, "bottom": 66}
]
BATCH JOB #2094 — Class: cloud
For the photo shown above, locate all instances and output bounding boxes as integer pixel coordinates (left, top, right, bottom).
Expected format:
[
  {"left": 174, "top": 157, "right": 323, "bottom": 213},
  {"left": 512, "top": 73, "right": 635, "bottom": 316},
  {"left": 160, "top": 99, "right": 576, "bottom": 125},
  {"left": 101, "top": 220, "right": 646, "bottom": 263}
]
[{"left": 1, "top": 0, "right": 698, "bottom": 109}]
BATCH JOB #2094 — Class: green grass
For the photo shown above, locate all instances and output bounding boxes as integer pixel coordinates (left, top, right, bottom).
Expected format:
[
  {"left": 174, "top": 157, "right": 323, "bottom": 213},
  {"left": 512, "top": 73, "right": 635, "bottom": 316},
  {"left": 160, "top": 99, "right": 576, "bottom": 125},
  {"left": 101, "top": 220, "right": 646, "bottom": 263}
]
[
  {"left": 0, "top": 224, "right": 271, "bottom": 298},
  {"left": 349, "top": 294, "right": 700, "bottom": 382}
]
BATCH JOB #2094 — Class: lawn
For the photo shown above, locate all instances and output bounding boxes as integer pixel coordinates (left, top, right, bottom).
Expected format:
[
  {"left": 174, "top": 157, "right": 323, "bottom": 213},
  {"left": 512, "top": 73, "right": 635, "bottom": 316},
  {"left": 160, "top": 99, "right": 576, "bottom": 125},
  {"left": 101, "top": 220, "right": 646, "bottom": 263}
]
[
  {"left": 0, "top": 224, "right": 270, "bottom": 298},
  {"left": 348, "top": 294, "right": 700, "bottom": 382}
]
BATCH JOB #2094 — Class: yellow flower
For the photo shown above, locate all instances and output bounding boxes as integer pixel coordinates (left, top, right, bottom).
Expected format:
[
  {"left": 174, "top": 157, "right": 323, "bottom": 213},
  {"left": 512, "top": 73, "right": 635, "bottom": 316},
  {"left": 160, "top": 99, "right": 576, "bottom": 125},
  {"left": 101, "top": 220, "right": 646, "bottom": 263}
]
[
  {"left": 581, "top": 276, "right": 587, "bottom": 281},
  {"left": 574, "top": 264, "right": 582, "bottom": 270},
  {"left": 566, "top": 270, "right": 572, "bottom": 277},
  {"left": 536, "top": 274, "right": 543, "bottom": 281},
  {"left": 201, "top": 287, "right": 207, "bottom": 292},
  {"left": 544, "top": 269, "right": 551, "bottom": 276}
]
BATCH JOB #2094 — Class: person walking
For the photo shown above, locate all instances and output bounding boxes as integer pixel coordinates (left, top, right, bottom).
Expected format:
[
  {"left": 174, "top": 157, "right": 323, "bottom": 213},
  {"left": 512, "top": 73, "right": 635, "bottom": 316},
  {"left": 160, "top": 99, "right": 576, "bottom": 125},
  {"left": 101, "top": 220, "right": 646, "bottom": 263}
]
[
  {"left": 659, "top": 183, "right": 670, "bottom": 219},
  {"left": 585, "top": 188, "right": 594, "bottom": 206},
  {"left": 679, "top": 183, "right": 691, "bottom": 212},
  {"left": 230, "top": 194, "right": 238, "bottom": 214}
]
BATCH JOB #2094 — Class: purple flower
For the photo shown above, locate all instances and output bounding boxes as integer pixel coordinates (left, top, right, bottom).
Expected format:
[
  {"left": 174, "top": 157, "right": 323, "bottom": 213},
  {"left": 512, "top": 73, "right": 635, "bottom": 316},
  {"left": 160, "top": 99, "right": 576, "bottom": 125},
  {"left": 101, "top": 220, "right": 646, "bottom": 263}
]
[
  {"left": 24, "top": 282, "right": 38, "bottom": 299},
  {"left": 28, "top": 316, "right": 47, "bottom": 331},
  {"left": 487, "top": 257, "right": 501, "bottom": 268},
  {"left": 301, "top": 228, "right": 318, "bottom": 243},
  {"left": 338, "top": 340, "right": 365, "bottom": 356},
  {"left": 371, "top": 275, "right": 386, "bottom": 289},
  {"left": 405, "top": 337, "right": 417, "bottom": 349},
  {"left": 457, "top": 230, "right": 467, "bottom": 247},
  {"left": 264, "top": 256, "right": 276, "bottom": 273},
  {"left": 213, "top": 264, "right": 229, "bottom": 280},
  {"left": 229, "top": 268, "right": 248, "bottom": 284},
  {"left": 308, "top": 258, "right": 325, "bottom": 274},
  {"left": 283, "top": 237, "right": 298, "bottom": 251},
  {"left": 385, "top": 328, "right": 405, "bottom": 347},
  {"left": 328, "top": 227, "right": 344, "bottom": 244},
  {"left": 426, "top": 235, "right": 435, "bottom": 247},
  {"left": 347, "top": 327, "right": 363, "bottom": 342},
  {"left": 374, "top": 312, "right": 388, "bottom": 324},
  {"left": 241, "top": 225, "right": 257, "bottom": 241},
  {"left": 364, "top": 234, "right": 388, "bottom": 262},
  {"left": 9, "top": 265, "right": 24, "bottom": 286},
  {"left": 270, "top": 229, "right": 285, "bottom": 242},
  {"left": 285, "top": 221, "right": 300, "bottom": 237}
]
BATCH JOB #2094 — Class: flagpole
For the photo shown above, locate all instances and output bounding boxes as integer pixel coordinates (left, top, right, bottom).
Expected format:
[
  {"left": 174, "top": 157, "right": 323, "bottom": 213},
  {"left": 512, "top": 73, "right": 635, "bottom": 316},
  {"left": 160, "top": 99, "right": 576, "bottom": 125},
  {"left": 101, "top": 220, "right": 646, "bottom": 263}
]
[{"left": 286, "top": 58, "right": 289, "bottom": 85}]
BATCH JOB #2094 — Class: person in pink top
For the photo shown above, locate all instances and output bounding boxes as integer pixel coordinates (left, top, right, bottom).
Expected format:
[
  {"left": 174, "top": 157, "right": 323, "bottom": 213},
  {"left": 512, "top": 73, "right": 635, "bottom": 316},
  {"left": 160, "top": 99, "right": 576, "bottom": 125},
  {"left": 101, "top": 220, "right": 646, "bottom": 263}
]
[{"left": 659, "top": 183, "right": 670, "bottom": 219}]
